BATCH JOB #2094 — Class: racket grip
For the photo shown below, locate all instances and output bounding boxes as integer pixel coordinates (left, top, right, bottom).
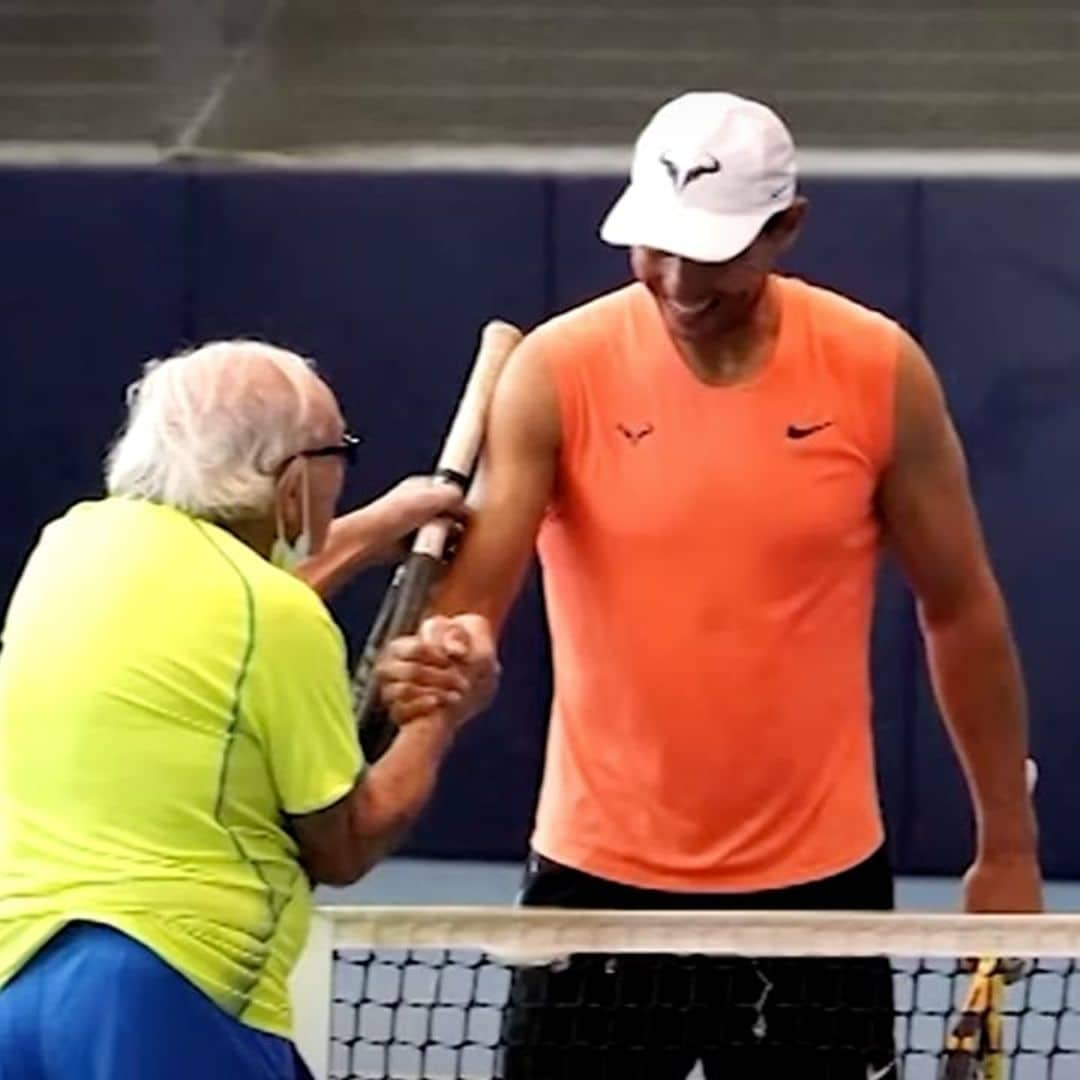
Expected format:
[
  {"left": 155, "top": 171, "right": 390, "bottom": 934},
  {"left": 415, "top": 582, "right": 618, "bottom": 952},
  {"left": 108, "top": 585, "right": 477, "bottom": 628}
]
[
  {"left": 355, "top": 552, "right": 445, "bottom": 761},
  {"left": 353, "top": 567, "right": 405, "bottom": 706},
  {"left": 383, "top": 552, "right": 445, "bottom": 641}
]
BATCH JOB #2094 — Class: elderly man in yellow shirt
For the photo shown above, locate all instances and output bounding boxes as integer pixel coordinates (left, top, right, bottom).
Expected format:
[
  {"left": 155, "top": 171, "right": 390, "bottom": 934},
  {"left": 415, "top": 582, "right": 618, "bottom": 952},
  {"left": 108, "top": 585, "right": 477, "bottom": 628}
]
[{"left": 0, "top": 340, "right": 496, "bottom": 1080}]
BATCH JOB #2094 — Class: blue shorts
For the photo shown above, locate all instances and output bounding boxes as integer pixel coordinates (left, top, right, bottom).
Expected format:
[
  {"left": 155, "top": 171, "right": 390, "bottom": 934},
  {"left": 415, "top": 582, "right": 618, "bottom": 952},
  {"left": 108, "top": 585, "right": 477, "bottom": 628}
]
[{"left": 0, "top": 921, "right": 300, "bottom": 1080}]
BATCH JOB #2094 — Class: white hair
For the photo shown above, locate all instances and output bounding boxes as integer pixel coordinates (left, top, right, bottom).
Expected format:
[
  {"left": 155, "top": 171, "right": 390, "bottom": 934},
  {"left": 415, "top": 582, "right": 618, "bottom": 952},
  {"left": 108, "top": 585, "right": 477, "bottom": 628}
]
[{"left": 105, "top": 339, "right": 327, "bottom": 521}]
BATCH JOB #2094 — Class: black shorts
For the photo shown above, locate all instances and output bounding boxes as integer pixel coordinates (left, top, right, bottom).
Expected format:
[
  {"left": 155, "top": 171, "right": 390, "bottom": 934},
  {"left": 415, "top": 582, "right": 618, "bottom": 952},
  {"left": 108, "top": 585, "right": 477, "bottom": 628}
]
[{"left": 498, "top": 846, "right": 897, "bottom": 1080}]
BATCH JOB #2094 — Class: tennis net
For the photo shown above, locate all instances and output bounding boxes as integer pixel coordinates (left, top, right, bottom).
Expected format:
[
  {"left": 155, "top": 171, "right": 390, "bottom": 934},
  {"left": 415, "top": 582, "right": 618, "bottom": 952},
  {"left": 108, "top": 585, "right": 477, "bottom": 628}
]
[{"left": 289, "top": 907, "right": 1080, "bottom": 1079}]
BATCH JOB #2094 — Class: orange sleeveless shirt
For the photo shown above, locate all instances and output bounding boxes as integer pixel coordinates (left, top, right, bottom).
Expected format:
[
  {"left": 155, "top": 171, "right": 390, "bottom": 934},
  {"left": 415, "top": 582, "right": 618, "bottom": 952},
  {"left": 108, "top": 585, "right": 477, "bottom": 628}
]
[{"left": 528, "top": 275, "right": 900, "bottom": 892}]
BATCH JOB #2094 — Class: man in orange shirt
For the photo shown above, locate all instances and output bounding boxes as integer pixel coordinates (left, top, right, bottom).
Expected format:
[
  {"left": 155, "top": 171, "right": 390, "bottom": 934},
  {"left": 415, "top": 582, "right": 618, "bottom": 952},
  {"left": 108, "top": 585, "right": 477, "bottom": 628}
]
[{"left": 433, "top": 92, "right": 1042, "bottom": 1078}]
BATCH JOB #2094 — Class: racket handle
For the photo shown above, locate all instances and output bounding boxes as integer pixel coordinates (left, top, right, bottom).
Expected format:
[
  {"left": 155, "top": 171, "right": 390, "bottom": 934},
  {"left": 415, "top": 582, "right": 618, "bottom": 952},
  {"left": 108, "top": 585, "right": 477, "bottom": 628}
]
[
  {"left": 382, "top": 552, "right": 445, "bottom": 641},
  {"left": 353, "top": 565, "right": 405, "bottom": 708},
  {"left": 355, "top": 552, "right": 445, "bottom": 761}
]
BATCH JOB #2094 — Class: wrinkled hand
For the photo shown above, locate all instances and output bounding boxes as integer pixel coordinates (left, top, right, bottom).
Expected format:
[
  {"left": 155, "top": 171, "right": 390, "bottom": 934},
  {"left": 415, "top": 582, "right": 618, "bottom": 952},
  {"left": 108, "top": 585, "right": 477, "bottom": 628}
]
[
  {"left": 336, "top": 477, "right": 466, "bottom": 566},
  {"left": 962, "top": 852, "right": 1043, "bottom": 913},
  {"left": 372, "top": 476, "right": 466, "bottom": 537},
  {"left": 375, "top": 615, "right": 500, "bottom": 730}
]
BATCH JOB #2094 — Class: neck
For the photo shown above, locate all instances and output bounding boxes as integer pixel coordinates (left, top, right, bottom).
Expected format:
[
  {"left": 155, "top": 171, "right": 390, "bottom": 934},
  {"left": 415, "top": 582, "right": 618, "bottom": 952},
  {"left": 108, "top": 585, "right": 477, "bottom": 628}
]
[
  {"left": 224, "top": 517, "right": 276, "bottom": 559},
  {"left": 678, "top": 278, "right": 781, "bottom": 385}
]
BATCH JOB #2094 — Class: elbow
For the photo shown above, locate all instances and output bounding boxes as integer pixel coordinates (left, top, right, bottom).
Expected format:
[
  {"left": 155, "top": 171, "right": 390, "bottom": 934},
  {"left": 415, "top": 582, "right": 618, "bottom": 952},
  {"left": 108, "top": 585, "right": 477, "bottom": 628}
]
[
  {"left": 295, "top": 739, "right": 444, "bottom": 889},
  {"left": 292, "top": 773, "right": 408, "bottom": 889},
  {"left": 302, "top": 849, "right": 377, "bottom": 889},
  {"left": 301, "top": 798, "right": 416, "bottom": 889},
  {"left": 916, "top": 578, "right": 1011, "bottom": 640}
]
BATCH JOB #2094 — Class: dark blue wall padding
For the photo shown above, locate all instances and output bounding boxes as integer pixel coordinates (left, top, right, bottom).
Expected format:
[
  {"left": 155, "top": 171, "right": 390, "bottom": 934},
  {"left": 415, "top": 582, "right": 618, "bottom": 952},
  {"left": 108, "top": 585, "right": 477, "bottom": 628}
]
[
  {"left": 782, "top": 179, "right": 921, "bottom": 330},
  {"left": 548, "top": 173, "right": 923, "bottom": 864},
  {"left": 187, "top": 168, "right": 551, "bottom": 858},
  {"left": 0, "top": 166, "right": 188, "bottom": 609},
  {"left": 406, "top": 565, "right": 551, "bottom": 860},
  {"left": 871, "top": 563, "right": 919, "bottom": 865},
  {"left": 7, "top": 163, "right": 1080, "bottom": 877},
  {"left": 906, "top": 180, "right": 1080, "bottom": 878},
  {"left": 548, "top": 175, "right": 627, "bottom": 313}
]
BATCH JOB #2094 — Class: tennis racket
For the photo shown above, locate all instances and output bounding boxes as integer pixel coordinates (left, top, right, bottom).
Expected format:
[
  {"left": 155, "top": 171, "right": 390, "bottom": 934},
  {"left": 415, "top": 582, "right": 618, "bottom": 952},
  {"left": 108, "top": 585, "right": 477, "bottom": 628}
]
[
  {"left": 939, "top": 757, "right": 1039, "bottom": 1080},
  {"left": 353, "top": 319, "right": 522, "bottom": 761},
  {"left": 939, "top": 955, "right": 1009, "bottom": 1080}
]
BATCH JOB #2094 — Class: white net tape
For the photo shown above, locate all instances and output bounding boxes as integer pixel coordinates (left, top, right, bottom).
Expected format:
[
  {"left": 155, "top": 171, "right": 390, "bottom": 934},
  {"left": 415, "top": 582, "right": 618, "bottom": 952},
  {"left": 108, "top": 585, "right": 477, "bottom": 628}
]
[{"left": 290, "top": 908, "right": 1080, "bottom": 1080}]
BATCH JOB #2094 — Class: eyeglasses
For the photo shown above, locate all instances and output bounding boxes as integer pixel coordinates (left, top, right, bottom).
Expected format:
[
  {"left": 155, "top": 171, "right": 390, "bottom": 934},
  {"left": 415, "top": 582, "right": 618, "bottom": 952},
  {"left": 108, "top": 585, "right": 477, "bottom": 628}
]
[{"left": 285, "top": 432, "right": 363, "bottom": 469}]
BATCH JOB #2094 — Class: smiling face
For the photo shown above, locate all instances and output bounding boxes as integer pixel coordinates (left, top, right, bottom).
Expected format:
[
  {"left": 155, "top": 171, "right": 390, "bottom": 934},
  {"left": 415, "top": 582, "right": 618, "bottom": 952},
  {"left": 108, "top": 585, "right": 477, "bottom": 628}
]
[{"left": 629, "top": 201, "right": 807, "bottom": 345}]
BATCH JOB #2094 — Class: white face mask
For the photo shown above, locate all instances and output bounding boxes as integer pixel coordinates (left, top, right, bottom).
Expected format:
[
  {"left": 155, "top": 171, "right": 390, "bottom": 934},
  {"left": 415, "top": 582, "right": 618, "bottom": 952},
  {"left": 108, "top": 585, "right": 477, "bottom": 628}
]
[{"left": 270, "top": 459, "right": 312, "bottom": 574}]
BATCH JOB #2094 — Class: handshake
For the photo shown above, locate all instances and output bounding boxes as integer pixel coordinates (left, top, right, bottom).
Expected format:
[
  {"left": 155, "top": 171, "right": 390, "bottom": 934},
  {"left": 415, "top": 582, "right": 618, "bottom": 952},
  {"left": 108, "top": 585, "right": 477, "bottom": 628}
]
[
  {"left": 375, "top": 614, "right": 500, "bottom": 734},
  {"left": 306, "top": 477, "right": 502, "bottom": 744}
]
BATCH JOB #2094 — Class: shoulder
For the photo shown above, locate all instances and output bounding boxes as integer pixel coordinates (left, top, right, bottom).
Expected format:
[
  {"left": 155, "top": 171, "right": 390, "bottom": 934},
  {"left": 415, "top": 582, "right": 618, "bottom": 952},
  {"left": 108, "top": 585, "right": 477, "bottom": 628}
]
[
  {"left": 785, "top": 275, "right": 903, "bottom": 341},
  {"left": 25, "top": 499, "right": 213, "bottom": 588},
  {"left": 490, "top": 286, "right": 639, "bottom": 451},
  {"left": 891, "top": 329, "right": 951, "bottom": 460},
  {"left": 503, "top": 284, "right": 643, "bottom": 433},
  {"left": 39, "top": 497, "right": 163, "bottom": 545},
  {"left": 785, "top": 275, "right": 907, "bottom": 398},
  {"left": 243, "top": 565, "right": 349, "bottom": 692},
  {"left": 184, "top": 520, "right": 346, "bottom": 661},
  {"left": 781, "top": 278, "right": 912, "bottom": 470},
  {"left": 246, "top": 556, "right": 341, "bottom": 639}
]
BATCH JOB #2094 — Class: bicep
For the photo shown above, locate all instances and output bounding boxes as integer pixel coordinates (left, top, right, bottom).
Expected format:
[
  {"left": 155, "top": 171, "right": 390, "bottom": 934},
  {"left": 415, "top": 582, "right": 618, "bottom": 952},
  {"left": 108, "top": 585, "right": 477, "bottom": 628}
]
[
  {"left": 879, "top": 334, "right": 999, "bottom": 622},
  {"left": 433, "top": 338, "right": 561, "bottom": 630}
]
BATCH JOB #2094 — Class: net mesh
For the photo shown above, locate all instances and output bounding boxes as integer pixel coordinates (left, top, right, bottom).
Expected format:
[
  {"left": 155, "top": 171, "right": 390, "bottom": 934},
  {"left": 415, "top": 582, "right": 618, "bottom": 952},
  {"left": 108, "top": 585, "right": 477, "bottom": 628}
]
[{"left": 298, "top": 908, "right": 1080, "bottom": 1080}]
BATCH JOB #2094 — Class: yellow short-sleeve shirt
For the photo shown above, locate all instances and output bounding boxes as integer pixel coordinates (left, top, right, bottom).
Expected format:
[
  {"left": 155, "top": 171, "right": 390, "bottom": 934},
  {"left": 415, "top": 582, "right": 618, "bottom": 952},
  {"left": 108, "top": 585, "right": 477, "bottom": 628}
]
[{"left": 0, "top": 497, "right": 362, "bottom": 1037}]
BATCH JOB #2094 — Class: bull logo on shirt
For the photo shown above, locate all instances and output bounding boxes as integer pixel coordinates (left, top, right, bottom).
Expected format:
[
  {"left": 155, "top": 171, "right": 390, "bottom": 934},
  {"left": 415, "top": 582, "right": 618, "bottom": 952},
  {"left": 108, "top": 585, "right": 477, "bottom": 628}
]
[{"left": 617, "top": 422, "right": 654, "bottom": 445}]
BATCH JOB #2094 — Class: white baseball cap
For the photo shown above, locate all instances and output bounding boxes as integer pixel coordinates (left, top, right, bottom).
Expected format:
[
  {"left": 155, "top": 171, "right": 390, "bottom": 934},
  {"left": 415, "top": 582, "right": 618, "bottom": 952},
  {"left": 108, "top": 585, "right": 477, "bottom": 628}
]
[{"left": 599, "top": 91, "right": 798, "bottom": 264}]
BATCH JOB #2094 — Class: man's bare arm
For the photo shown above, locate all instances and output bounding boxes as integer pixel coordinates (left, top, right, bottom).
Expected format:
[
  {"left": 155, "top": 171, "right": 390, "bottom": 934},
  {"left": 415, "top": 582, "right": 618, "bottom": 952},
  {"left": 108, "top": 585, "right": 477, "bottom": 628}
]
[
  {"left": 289, "top": 617, "right": 497, "bottom": 886},
  {"left": 878, "top": 332, "right": 1041, "bottom": 912},
  {"left": 297, "top": 479, "right": 465, "bottom": 600},
  {"left": 431, "top": 338, "right": 561, "bottom": 632}
]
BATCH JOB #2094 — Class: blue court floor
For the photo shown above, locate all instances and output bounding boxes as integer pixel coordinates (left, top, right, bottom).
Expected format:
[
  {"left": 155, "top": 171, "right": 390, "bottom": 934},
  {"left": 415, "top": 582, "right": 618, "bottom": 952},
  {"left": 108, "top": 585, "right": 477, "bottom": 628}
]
[{"left": 318, "top": 857, "right": 1080, "bottom": 911}]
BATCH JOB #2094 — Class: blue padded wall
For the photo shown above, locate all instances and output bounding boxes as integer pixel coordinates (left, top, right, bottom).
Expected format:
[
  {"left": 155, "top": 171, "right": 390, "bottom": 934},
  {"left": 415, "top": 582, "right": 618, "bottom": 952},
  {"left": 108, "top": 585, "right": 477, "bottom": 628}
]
[
  {"left": 2, "top": 163, "right": 1077, "bottom": 875},
  {"left": 548, "top": 175, "right": 626, "bottom": 312},
  {"left": 0, "top": 166, "right": 188, "bottom": 608}
]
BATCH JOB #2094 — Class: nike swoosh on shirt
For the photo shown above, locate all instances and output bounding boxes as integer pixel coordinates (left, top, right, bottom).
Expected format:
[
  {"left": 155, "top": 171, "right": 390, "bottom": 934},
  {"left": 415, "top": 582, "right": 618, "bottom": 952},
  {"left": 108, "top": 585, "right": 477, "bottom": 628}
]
[{"left": 786, "top": 421, "right": 834, "bottom": 439}]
